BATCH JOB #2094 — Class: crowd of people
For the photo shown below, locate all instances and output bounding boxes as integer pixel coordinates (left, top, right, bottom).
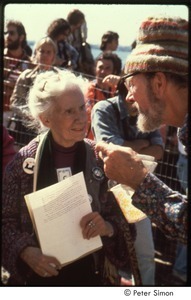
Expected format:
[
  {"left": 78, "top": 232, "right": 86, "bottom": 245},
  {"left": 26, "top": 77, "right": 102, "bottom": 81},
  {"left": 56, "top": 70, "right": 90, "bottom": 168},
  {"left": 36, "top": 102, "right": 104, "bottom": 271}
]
[{"left": 2, "top": 10, "right": 188, "bottom": 287}]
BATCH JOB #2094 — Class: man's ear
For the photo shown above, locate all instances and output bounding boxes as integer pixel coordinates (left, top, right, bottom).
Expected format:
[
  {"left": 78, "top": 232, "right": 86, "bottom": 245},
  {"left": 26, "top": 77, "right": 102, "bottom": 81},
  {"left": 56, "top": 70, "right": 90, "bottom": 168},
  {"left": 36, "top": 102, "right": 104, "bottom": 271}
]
[
  {"left": 19, "top": 34, "right": 25, "bottom": 43},
  {"left": 152, "top": 72, "right": 167, "bottom": 97}
]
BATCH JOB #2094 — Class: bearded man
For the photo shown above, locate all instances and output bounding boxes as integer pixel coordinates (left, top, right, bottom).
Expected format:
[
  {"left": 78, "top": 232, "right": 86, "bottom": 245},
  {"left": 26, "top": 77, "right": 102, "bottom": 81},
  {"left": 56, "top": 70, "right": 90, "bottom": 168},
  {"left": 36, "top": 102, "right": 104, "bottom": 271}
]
[
  {"left": 96, "top": 16, "right": 188, "bottom": 245},
  {"left": 4, "top": 20, "right": 32, "bottom": 125}
]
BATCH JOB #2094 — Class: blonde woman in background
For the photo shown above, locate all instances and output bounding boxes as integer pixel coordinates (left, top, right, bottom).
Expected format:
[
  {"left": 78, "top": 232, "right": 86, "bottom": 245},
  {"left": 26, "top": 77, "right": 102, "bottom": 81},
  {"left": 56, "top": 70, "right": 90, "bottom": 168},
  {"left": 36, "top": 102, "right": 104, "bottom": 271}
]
[{"left": 8, "top": 36, "right": 59, "bottom": 146}]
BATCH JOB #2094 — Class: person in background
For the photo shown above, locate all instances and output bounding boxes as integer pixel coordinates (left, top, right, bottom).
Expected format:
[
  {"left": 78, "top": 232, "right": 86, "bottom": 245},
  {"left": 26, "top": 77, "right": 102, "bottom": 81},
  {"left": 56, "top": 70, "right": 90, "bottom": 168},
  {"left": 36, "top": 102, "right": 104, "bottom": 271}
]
[
  {"left": 2, "top": 125, "right": 17, "bottom": 175},
  {"left": 3, "top": 19, "right": 32, "bottom": 126},
  {"left": 96, "top": 16, "right": 188, "bottom": 246},
  {"left": 100, "top": 31, "right": 119, "bottom": 52},
  {"left": 91, "top": 78, "right": 164, "bottom": 285},
  {"left": 8, "top": 36, "right": 59, "bottom": 147},
  {"left": 2, "top": 69, "right": 142, "bottom": 286},
  {"left": 67, "top": 9, "right": 95, "bottom": 77},
  {"left": 97, "top": 37, "right": 137, "bottom": 103},
  {"left": 67, "top": 9, "right": 87, "bottom": 54},
  {"left": 85, "top": 51, "right": 122, "bottom": 139},
  {"left": 47, "top": 18, "right": 79, "bottom": 70}
]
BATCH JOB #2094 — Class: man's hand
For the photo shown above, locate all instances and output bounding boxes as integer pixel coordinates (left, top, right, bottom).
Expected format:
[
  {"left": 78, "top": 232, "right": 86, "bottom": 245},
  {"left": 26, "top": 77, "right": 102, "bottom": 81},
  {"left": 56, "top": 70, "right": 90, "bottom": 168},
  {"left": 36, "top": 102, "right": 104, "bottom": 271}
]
[{"left": 96, "top": 141, "right": 148, "bottom": 190}]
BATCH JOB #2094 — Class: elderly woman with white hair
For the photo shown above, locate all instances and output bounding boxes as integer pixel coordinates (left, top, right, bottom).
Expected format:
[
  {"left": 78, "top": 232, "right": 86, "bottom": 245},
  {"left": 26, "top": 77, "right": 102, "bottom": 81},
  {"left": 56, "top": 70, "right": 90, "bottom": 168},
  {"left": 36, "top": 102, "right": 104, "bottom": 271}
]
[{"left": 2, "top": 70, "right": 142, "bottom": 286}]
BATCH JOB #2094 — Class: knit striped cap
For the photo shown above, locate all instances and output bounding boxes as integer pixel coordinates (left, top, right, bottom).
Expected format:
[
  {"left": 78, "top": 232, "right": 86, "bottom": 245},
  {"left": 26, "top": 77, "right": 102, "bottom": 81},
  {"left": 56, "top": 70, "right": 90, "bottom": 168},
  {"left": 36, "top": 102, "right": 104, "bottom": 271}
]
[{"left": 125, "top": 16, "right": 188, "bottom": 76}]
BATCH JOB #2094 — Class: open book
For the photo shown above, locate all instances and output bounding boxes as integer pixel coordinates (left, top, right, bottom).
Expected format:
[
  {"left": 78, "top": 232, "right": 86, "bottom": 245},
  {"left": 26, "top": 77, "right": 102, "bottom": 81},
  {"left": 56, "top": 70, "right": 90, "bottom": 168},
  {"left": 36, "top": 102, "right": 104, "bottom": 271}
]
[{"left": 25, "top": 172, "right": 102, "bottom": 267}]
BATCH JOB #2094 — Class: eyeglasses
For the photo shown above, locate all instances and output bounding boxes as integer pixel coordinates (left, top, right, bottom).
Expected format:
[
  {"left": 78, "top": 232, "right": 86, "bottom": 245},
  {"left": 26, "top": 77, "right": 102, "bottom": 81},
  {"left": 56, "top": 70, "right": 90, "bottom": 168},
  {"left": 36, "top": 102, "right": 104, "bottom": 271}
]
[
  {"left": 121, "top": 71, "right": 140, "bottom": 81},
  {"left": 4, "top": 30, "right": 17, "bottom": 36},
  {"left": 119, "top": 72, "right": 140, "bottom": 91}
]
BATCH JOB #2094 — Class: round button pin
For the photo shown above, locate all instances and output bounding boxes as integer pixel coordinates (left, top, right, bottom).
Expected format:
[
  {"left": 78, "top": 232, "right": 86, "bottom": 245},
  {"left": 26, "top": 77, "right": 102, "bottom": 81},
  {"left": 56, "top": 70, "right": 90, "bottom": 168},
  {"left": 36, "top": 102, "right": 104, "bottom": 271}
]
[
  {"left": 92, "top": 167, "right": 104, "bottom": 181},
  {"left": 23, "top": 157, "right": 35, "bottom": 174}
]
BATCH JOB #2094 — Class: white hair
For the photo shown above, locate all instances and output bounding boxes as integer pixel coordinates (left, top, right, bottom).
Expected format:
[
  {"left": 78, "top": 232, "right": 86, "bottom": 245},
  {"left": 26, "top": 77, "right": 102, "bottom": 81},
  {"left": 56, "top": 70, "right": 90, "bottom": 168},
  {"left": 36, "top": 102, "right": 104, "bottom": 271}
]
[{"left": 28, "top": 69, "right": 88, "bottom": 130}]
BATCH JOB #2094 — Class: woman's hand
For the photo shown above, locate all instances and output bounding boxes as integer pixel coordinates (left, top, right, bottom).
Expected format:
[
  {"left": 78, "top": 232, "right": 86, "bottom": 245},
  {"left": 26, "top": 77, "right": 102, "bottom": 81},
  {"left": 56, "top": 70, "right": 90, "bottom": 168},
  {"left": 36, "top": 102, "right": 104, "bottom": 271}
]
[
  {"left": 80, "top": 212, "right": 114, "bottom": 240},
  {"left": 20, "top": 246, "right": 62, "bottom": 277}
]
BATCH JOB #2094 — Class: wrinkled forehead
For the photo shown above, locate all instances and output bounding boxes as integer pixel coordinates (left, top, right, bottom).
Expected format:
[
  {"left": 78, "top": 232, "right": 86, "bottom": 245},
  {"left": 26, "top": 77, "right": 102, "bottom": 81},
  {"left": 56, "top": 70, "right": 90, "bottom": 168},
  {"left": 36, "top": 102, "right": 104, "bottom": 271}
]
[{"left": 54, "top": 86, "right": 85, "bottom": 108}]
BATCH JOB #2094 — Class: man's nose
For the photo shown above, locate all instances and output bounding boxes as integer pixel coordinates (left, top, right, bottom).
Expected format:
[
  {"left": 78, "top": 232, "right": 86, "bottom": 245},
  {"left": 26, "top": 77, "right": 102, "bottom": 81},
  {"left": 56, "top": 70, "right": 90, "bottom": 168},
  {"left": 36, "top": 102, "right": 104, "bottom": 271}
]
[{"left": 125, "top": 90, "right": 134, "bottom": 102}]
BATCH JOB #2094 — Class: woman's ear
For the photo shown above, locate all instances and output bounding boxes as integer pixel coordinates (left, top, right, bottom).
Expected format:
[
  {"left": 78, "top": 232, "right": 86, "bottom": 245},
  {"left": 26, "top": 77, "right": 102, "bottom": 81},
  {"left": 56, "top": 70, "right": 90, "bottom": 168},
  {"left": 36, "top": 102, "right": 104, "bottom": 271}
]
[{"left": 39, "top": 113, "right": 51, "bottom": 128}]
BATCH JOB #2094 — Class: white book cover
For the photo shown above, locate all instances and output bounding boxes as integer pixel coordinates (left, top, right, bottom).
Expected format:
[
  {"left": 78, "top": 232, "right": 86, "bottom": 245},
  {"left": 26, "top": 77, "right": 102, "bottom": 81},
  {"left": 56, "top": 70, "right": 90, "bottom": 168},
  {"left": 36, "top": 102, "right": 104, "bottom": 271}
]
[{"left": 25, "top": 172, "right": 102, "bottom": 266}]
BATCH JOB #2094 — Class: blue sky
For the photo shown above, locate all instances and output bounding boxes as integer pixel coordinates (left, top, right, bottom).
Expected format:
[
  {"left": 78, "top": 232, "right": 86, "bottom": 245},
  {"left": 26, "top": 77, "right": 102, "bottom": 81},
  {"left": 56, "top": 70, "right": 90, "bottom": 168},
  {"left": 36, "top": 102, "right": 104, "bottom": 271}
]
[{"left": 4, "top": 3, "right": 188, "bottom": 46}]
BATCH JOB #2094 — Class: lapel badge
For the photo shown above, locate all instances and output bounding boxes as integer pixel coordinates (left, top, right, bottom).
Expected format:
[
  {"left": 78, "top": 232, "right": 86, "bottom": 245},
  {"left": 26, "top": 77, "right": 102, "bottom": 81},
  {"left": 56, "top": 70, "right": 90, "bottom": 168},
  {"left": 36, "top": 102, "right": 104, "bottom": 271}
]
[
  {"left": 92, "top": 167, "right": 104, "bottom": 181},
  {"left": 23, "top": 157, "right": 35, "bottom": 174}
]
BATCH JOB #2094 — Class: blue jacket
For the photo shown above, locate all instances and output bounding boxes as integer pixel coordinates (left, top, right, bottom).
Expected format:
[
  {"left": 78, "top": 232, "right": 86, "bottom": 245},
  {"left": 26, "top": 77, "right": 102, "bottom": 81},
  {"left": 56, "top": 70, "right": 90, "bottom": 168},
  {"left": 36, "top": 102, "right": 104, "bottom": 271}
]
[{"left": 91, "top": 95, "right": 163, "bottom": 147}]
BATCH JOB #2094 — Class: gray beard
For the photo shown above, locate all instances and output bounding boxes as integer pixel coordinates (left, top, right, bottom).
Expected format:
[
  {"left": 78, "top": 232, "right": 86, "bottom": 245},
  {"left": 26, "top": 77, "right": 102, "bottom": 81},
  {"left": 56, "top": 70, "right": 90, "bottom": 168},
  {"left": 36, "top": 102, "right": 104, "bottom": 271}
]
[
  {"left": 136, "top": 81, "right": 165, "bottom": 133},
  {"left": 136, "top": 112, "right": 162, "bottom": 133}
]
